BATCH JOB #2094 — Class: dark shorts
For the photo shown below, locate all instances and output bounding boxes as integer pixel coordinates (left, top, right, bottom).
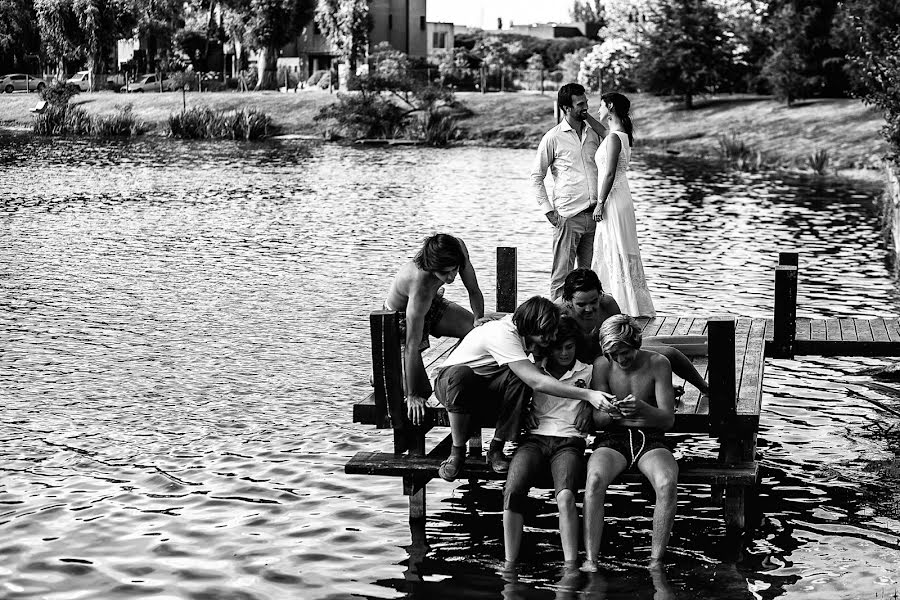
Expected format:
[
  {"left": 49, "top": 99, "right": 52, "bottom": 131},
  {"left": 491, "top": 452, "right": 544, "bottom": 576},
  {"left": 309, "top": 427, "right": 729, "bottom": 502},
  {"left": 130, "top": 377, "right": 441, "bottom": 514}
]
[
  {"left": 433, "top": 364, "right": 532, "bottom": 442},
  {"left": 503, "top": 434, "right": 586, "bottom": 512},
  {"left": 391, "top": 296, "right": 451, "bottom": 351},
  {"left": 593, "top": 429, "right": 672, "bottom": 467}
]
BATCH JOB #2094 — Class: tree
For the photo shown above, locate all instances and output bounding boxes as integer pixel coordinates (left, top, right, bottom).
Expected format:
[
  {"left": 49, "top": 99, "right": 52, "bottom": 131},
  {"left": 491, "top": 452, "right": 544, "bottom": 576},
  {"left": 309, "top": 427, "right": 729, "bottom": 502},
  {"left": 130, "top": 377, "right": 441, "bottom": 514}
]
[
  {"left": 0, "top": 0, "right": 39, "bottom": 72},
  {"left": 841, "top": 0, "right": 900, "bottom": 163},
  {"left": 761, "top": 3, "right": 822, "bottom": 105},
  {"left": 246, "top": 0, "right": 315, "bottom": 89},
  {"left": 35, "top": 0, "right": 83, "bottom": 77},
  {"left": 578, "top": 39, "right": 638, "bottom": 93},
  {"left": 314, "top": 0, "right": 371, "bottom": 73},
  {"left": 558, "top": 47, "right": 589, "bottom": 84},
  {"left": 635, "top": 0, "right": 732, "bottom": 109},
  {"left": 132, "top": 0, "right": 184, "bottom": 72},
  {"left": 570, "top": 0, "right": 604, "bottom": 24}
]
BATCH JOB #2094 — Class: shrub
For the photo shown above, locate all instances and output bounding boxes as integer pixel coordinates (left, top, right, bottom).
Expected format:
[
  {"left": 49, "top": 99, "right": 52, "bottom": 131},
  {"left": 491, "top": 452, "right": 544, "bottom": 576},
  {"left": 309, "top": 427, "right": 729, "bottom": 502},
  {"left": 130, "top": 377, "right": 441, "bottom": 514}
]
[
  {"left": 314, "top": 92, "right": 406, "bottom": 139},
  {"left": 167, "top": 106, "right": 272, "bottom": 140},
  {"left": 40, "top": 82, "right": 80, "bottom": 107},
  {"left": 807, "top": 149, "right": 829, "bottom": 175},
  {"left": 32, "top": 103, "right": 145, "bottom": 137},
  {"left": 307, "top": 70, "right": 327, "bottom": 86}
]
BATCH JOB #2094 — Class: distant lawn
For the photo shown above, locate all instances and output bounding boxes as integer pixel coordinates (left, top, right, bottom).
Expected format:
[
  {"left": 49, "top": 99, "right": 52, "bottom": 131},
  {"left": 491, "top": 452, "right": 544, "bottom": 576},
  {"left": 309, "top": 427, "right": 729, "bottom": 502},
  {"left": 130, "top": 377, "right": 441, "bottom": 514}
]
[{"left": 0, "top": 87, "right": 887, "bottom": 177}]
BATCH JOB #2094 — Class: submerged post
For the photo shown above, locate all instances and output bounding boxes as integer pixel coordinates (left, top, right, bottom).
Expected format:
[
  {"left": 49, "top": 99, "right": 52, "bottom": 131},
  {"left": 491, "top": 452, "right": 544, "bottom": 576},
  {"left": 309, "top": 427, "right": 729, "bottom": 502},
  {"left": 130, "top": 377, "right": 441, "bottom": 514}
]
[{"left": 773, "top": 252, "right": 799, "bottom": 359}]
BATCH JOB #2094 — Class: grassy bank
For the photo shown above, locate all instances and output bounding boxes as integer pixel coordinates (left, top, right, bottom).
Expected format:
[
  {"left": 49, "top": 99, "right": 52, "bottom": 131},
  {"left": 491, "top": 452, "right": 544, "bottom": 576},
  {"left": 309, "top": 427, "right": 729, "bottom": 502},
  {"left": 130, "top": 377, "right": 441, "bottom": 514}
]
[{"left": 0, "top": 88, "right": 887, "bottom": 178}]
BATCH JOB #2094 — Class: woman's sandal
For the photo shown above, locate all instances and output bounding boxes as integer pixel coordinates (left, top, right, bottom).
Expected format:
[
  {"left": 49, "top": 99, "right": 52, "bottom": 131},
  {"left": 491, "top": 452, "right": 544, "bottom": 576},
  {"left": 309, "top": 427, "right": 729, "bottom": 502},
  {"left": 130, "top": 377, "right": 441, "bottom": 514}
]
[{"left": 438, "top": 455, "right": 465, "bottom": 482}]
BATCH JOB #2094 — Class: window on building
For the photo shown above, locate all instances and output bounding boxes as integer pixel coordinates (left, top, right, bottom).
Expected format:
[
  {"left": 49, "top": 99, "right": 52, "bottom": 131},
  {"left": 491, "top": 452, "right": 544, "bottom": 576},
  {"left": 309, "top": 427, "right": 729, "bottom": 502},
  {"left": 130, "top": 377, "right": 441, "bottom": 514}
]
[
  {"left": 433, "top": 32, "right": 446, "bottom": 49},
  {"left": 420, "top": 16, "right": 426, "bottom": 30},
  {"left": 388, "top": 14, "right": 392, "bottom": 29}
]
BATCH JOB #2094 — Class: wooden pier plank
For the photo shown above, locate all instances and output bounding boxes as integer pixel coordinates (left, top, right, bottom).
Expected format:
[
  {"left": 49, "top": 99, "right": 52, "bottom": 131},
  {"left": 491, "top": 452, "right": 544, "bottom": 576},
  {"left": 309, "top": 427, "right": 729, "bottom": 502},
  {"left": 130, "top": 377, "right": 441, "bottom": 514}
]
[
  {"left": 687, "top": 318, "right": 708, "bottom": 336},
  {"left": 870, "top": 318, "right": 890, "bottom": 342},
  {"left": 886, "top": 318, "right": 900, "bottom": 342},
  {"left": 641, "top": 317, "right": 665, "bottom": 338},
  {"left": 733, "top": 318, "right": 752, "bottom": 390},
  {"left": 677, "top": 357, "right": 708, "bottom": 415},
  {"left": 825, "top": 319, "right": 842, "bottom": 341},
  {"left": 854, "top": 319, "right": 874, "bottom": 342},
  {"left": 673, "top": 318, "right": 693, "bottom": 337},
  {"left": 656, "top": 316, "right": 679, "bottom": 337},
  {"left": 795, "top": 318, "right": 811, "bottom": 341},
  {"left": 736, "top": 319, "right": 767, "bottom": 417},
  {"left": 840, "top": 318, "right": 858, "bottom": 342},
  {"left": 810, "top": 319, "right": 826, "bottom": 341}
]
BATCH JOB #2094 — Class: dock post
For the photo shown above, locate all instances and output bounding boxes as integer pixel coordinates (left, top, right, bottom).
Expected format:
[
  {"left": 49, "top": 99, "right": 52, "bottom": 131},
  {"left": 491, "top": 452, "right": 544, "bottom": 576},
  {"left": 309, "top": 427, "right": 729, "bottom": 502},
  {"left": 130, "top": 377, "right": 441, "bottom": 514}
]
[
  {"left": 707, "top": 317, "right": 749, "bottom": 530},
  {"left": 370, "top": 311, "right": 405, "bottom": 433},
  {"left": 773, "top": 252, "right": 798, "bottom": 359},
  {"left": 496, "top": 247, "right": 517, "bottom": 313}
]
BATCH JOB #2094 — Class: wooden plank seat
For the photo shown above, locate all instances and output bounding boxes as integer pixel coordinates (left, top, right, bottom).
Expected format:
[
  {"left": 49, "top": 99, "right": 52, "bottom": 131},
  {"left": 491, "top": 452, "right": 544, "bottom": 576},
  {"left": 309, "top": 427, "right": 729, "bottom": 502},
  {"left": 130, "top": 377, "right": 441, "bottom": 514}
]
[
  {"left": 346, "top": 452, "right": 759, "bottom": 486},
  {"left": 345, "top": 247, "right": 768, "bottom": 537}
]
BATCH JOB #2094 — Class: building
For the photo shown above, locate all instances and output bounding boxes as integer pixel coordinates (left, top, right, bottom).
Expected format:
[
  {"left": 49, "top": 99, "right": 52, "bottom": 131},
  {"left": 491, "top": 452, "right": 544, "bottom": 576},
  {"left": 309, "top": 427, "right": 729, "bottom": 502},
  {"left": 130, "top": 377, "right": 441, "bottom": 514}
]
[
  {"left": 426, "top": 22, "right": 454, "bottom": 56},
  {"left": 508, "top": 22, "right": 601, "bottom": 40},
  {"left": 278, "top": 0, "right": 428, "bottom": 81}
]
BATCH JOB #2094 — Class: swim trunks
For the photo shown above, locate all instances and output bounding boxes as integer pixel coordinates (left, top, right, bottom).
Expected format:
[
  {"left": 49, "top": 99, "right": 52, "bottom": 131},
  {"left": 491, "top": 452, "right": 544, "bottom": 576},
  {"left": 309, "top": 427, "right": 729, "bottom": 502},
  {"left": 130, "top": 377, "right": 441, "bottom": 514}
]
[
  {"left": 593, "top": 429, "right": 672, "bottom": 468},
  {"left": 385, "top": 295, "right": 451, "bottom": 351}
]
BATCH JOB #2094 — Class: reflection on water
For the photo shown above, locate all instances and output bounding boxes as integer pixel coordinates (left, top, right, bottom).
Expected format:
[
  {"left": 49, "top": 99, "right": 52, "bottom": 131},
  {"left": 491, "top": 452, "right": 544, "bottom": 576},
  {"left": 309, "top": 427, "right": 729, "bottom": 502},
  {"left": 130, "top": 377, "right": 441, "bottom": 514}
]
[{"left": 1, "top": 135, "right": 899, "bottom": 599}]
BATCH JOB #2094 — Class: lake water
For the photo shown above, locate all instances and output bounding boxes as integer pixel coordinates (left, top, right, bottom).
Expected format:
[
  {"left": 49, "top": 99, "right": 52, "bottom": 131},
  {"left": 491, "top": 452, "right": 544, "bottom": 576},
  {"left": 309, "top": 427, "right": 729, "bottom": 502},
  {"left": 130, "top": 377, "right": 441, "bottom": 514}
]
[{"left": 1, "top": 135, "right": 899, "bottom": 599}]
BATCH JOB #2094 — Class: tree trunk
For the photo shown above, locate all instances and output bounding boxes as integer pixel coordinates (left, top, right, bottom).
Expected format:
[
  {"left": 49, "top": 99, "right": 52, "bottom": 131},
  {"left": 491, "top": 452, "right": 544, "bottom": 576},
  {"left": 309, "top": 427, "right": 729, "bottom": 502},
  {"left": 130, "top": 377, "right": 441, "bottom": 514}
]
[
  {"left": 255, "top": 45, "right": 278, "bottom": 90},
  {"left": 684, "top": 91, "right": 693, "bottom": 110}
]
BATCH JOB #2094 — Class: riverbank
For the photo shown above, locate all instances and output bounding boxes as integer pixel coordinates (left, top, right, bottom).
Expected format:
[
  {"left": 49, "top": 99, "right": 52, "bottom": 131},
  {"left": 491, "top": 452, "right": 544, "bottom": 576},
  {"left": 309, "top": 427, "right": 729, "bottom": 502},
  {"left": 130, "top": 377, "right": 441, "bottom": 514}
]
[{"left": 0, "top": 88, "right": 886, "bottom": 180}]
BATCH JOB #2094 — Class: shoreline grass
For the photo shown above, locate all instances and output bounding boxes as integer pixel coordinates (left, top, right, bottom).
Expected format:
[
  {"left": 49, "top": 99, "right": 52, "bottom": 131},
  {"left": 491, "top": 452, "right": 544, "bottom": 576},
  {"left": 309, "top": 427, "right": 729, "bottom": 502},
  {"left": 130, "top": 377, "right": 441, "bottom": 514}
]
[{"left": 0, "top": 88, "right": 887, "bottom": 180}]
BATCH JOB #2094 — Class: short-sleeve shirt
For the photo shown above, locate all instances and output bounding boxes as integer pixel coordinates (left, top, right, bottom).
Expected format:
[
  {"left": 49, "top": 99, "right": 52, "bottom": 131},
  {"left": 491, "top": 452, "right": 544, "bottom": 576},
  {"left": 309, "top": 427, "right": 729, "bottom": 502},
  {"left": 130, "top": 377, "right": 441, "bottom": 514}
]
[
  {"left": 530, "top": 358, "right": 593, "bottom": 438},
  {"left": 439, "top": 314, "right": 528, "bottom": 378}
]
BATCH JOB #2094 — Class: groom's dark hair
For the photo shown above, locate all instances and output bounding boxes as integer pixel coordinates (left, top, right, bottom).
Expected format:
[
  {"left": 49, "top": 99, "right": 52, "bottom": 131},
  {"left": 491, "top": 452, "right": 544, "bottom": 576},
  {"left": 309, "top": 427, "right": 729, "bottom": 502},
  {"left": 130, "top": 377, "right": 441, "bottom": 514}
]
[{"left": 557, "top": 83, "right": 585, "bottom": 110}]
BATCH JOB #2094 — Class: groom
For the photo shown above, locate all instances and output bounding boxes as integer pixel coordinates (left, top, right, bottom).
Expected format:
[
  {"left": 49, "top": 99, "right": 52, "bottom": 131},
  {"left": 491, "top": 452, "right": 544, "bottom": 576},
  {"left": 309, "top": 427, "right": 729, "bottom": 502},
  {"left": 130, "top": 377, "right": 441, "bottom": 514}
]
[{"left": 530, "top": 82, "right": 607, "bottom": 301}]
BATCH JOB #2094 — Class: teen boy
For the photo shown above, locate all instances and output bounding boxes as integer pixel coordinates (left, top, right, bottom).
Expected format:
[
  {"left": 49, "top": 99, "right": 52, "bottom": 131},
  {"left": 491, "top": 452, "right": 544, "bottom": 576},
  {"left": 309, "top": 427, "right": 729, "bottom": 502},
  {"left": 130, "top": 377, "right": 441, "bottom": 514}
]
[
  {"left": 583, "top": 314, "right": 678, "bottom": 570},
  {"left": 384, "top": 234, "right": 485, "bottom": 426}
]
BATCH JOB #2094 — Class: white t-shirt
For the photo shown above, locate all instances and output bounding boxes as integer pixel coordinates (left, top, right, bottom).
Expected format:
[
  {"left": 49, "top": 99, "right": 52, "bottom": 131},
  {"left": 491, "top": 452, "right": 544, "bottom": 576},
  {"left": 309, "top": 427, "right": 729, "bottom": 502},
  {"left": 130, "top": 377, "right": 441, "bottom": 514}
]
[
  {"left": 439, "top": 314, "right": 529, "bottom": 377},
  {"left": 529, "top": 358, "right": 593, "bottom": 438}
]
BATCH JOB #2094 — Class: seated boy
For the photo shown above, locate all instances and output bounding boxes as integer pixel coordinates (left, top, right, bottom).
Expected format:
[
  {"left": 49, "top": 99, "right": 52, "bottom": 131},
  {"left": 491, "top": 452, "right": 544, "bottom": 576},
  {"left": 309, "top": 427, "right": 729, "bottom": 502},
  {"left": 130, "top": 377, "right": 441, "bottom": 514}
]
[
  {"left": 503, "top": 315, "right": 597, "bottom": 568},
  {"left": 583, "top": 314, "right": 678, "bottom": 570}
]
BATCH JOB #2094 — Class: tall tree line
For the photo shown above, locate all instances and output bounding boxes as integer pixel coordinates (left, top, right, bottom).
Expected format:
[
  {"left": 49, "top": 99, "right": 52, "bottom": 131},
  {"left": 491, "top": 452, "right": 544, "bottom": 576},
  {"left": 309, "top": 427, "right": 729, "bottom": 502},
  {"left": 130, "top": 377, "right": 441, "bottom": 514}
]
[{"left": 0, "top": 0, "right": 317, "bottom": 90}]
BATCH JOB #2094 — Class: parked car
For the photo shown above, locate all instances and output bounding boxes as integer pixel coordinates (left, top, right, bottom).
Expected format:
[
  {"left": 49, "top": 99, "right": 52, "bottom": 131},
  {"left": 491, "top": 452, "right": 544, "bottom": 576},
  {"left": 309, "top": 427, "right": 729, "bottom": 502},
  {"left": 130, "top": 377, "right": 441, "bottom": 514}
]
[
  {"left": 66, "top": 71, "right": 91, "bottom": 91},
  {"left": 125, "top": 74, "right": 170, "bottom": 93},
  {"left": 66, "top": 71, "right": 124, "bottom": 91},
  {"left": 1, "top": 73, "right": 47, "bottom": 93}
]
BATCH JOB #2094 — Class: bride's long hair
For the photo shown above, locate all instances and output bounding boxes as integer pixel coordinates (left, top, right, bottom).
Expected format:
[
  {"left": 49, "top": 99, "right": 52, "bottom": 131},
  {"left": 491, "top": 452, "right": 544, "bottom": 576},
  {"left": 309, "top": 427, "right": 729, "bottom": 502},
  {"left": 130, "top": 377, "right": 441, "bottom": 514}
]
[{"left": 600, "top": 92, "right": 634, "bottom": 147}]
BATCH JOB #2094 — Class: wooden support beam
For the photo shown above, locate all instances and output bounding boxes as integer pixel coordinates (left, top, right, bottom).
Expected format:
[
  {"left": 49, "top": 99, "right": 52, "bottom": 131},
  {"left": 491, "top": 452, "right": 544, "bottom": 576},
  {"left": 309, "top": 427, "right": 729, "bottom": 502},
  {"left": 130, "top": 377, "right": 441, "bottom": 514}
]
[
  {"left": 496, "top": 247, "right": 517, "bottom": 313},
  {"left": 370, "top": 311, "right": 404, "bottom": 432},
  {"left": 708, "top": 317, "right": 736, "bottom": 430},
  {"left": 772, "top": 265, "right": 798, "bottom": 359}
]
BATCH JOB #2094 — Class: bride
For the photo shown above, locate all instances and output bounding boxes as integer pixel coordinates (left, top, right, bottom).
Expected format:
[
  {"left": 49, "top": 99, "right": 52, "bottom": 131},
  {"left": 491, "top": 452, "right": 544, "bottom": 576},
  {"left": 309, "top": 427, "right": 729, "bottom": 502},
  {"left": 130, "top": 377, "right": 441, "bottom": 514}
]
[{"left": 590, "top": 92, "right": 655, "bottom": 318}]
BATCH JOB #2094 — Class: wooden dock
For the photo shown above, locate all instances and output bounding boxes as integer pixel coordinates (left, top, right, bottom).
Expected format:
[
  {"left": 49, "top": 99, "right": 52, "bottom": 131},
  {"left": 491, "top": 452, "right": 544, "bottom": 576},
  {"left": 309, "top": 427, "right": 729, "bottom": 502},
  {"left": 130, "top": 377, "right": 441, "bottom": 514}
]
[{"left": 345, "top": 249, "right": 900, "bottom": 545}]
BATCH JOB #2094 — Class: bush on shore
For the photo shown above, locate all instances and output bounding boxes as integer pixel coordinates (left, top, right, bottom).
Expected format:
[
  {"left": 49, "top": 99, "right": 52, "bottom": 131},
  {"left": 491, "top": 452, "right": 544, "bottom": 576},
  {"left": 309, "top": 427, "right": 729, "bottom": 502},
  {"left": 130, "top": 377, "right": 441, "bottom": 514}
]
[
  {"left": 32, "top": 103, "right": 145, "bottom": 137},
  {"left": 167, "top": 106, "right": 272, "bottom": 140}
]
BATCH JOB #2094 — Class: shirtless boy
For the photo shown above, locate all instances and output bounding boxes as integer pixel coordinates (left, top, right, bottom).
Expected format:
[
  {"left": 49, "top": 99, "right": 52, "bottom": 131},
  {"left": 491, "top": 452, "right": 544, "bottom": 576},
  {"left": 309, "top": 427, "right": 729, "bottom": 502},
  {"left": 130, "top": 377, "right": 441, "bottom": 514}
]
[
  {"left": 559, "top": 268, "right": 709, "bottom": 396},
  {"left": 384, "top": 234, "right": 485, "bottom": 425},
  {"left": 583, "top": 314, "right": 678, "bottom": 570}
]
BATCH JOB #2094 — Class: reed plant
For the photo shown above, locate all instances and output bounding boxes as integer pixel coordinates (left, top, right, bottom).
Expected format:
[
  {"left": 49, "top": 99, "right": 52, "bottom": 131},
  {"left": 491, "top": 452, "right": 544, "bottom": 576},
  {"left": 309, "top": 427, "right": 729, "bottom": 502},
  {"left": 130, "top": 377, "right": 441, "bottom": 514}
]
[
  {"left": 32, "top": 103, "right": 143, "bottom": 137},
  {"left": 420, "top": 109, "right": 460, "bottom": 146},
  {"left": 168, "top": 106, "right": 272, "bottom": 140},
  {"left": 807, "top": 148, "right": 830, "bottom": 175}
]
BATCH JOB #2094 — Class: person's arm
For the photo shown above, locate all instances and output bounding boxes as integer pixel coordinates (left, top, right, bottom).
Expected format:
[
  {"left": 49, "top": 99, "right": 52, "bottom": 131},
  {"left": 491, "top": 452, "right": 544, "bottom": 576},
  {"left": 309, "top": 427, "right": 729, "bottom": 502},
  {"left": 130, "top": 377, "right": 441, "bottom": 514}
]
[
  {"left": 402, "top": 281, "right": 434, "bottom": 426},
  {"left": 616, "top": 355, "right": 676, "bottom": 431},
  {"left": 590, "top": 356, "right": 618, "bottom": 428},
  {"left": 585, "top": 110, "right": 608, "bottom": 139},
  {"left": 506, "top": 358, "right": 616, "bottom": 410},
  {"left": 456, "top": 239, "right": 484, "bottom": 324},
  {"left": 530, "top": 134, "right": 561, "bottom": 226},
  {"left": 593, "top": 133, "right": 621, "bottom": 221}
]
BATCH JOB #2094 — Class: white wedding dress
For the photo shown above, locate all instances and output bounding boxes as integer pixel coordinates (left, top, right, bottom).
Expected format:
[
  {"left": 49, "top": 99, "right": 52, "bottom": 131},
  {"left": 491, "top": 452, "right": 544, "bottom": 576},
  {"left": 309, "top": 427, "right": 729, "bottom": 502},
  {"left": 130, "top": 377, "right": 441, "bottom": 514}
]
[{"left": 591, "top": 130, "right": 655, "bottom": 317}]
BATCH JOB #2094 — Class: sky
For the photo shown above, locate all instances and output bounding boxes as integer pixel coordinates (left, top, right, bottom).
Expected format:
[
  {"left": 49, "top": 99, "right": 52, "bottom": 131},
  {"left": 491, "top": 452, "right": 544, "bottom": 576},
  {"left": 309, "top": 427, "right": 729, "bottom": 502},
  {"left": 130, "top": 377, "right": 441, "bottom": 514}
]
[{"left": 427, "top": 0, "right": 574, "bottom": 29}]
